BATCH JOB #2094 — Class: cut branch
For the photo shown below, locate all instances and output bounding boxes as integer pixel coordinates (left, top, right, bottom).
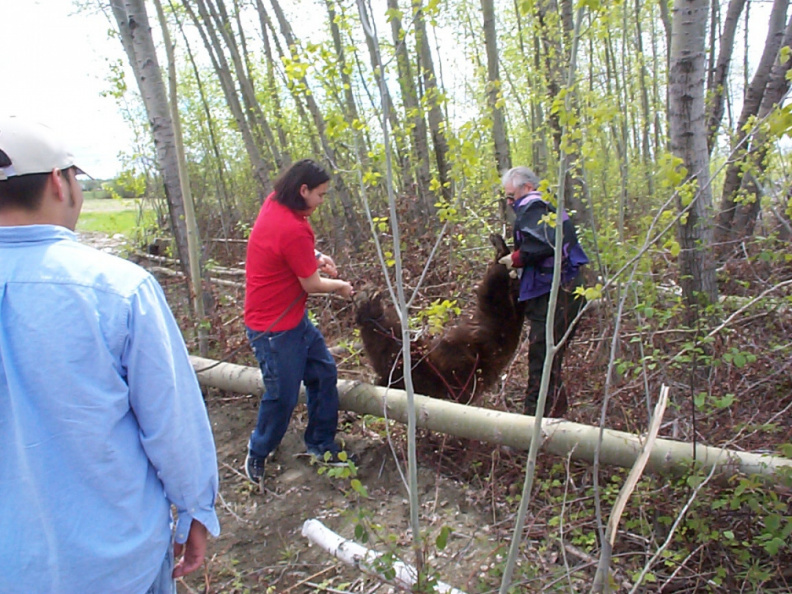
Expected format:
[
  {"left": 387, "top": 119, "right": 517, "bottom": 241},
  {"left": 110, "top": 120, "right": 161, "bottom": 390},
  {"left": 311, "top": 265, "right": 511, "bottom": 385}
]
[{"left": 301, "top": 519, "right": 466, "bottom": 594}]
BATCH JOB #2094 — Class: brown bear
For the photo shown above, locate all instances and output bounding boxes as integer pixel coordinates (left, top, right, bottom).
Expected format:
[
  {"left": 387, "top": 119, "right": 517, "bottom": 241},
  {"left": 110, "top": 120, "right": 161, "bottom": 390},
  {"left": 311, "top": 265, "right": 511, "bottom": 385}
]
[{"left": 355, "top": 234, "right": 526, "bottom": 403}]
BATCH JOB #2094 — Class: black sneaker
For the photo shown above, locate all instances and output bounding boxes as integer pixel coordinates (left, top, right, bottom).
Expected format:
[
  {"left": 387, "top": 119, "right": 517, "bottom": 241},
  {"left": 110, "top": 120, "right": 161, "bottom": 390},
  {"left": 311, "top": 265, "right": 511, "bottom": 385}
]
[
  {"left": 244, "top": 452, "right": 266, "bottom": 484},
  {"left": 306, "top": 445, "right": 358, "bottom": 467}
]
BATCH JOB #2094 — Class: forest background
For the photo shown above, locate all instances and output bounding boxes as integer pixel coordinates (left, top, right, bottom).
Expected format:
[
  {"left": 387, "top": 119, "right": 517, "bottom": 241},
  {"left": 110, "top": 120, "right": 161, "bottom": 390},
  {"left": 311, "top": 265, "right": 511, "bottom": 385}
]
[{"left": 28, "top": 0, "right": 792, "bottom": 591}]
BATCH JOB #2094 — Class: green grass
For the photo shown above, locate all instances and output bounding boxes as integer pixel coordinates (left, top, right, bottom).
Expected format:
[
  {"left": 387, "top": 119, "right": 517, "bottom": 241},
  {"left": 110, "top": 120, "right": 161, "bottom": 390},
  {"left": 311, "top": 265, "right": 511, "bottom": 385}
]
[{"left": 77, "top": 196, "right": 156, "bottom": 238}]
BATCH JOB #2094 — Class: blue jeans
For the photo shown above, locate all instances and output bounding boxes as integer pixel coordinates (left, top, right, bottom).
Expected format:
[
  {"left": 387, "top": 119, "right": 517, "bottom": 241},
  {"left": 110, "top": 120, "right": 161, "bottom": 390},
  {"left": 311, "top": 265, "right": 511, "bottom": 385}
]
[
  {"left": 246, "top": 314, "right": 339, "bottom": 459},
  {"left": 145, "top": 541, "right": 175, "bottom": 594}
]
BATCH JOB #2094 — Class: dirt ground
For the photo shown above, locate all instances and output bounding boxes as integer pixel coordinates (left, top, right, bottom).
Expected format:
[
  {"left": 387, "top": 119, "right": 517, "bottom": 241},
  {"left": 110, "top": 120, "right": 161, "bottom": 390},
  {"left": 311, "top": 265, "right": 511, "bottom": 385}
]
[{"left": 182, "top": 392, "right": 520, "bottom": 593}]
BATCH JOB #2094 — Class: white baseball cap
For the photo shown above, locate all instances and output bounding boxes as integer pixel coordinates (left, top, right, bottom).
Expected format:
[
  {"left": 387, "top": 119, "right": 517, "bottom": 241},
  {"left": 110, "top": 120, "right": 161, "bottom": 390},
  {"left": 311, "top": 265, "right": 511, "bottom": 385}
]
[{"left": 0, "top": 117, "right": 88, "bottom": 181}]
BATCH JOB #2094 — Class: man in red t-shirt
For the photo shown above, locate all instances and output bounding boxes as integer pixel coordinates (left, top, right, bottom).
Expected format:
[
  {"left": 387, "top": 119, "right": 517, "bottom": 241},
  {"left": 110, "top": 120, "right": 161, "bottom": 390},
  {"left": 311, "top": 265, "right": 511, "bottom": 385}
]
[{"left": 243, "top": 159, "right": 354, "bottom": 485}]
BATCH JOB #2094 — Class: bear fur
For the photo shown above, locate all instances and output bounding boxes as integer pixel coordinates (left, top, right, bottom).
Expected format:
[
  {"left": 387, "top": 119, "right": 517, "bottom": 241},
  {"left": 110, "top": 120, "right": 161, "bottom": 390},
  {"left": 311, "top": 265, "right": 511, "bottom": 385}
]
[{"left": 355, "top": 234, "right": 526, "bottom": 403}]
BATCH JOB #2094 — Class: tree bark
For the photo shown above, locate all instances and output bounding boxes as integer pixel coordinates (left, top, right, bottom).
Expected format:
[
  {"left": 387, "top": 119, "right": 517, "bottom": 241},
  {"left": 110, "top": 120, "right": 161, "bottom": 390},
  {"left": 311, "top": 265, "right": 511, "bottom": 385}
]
[
  {"left": 169, "top": 0, "right": 237, "bottom": 240},
  {"left": 534, "top": 0, "right": 586, "bottom": 219},
  {"left": 668, "top": 0, "right": 718, "bottom": 307},
  {"left": 413, "top": 0, "right": 452, "bottom": 200},
  {"left": 302, "top": 520, "right": 466, "bottom": 594},
  {"left": 481, "top": 0, "right": 511, "bottom": 175},
  {"left": 153, "top": 0, "right": 208, "bottom": 355},
  {"left": 732, "top": 13, "right": 792, "bottom": 237},
  {"left": 268, "top": 0, "right": 363, "bottom": 244},
  {"left": 388, "top": 0, "right": 433, "bottom": 218},
  {"left": 325, "top": 0, "right": 369, "bottom": 177},
  {"left": 208, "top": 0, "right": 284, "bottom": 169},
  {"left": 635, "top": 0, "right": 655, "bottom": 198},
  {"left": 715, "top": 0, "right": 789, "bottom": 244},
  {"left": 110, "top": 0, "right": 192, "bottom": 281},
  {"left": 182, "top": 0, "right": 273, "bottom": 200},
  {"left": 705, "top": 0, "right": 747, "bottom": 153},
  {"left": 254, "top": 0, "right": 291, "bottom": 167}
]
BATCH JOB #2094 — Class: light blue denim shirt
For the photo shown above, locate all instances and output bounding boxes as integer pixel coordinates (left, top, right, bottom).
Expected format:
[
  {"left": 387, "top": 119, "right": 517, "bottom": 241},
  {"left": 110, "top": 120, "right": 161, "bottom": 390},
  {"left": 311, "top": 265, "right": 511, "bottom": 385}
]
[{"left": 0, "top": 225, "right": 220, "bottom": 594}]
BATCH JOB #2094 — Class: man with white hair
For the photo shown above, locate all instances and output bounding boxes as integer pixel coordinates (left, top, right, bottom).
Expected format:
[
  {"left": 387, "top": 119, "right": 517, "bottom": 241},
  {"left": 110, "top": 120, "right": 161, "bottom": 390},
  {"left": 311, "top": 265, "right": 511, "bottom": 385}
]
[
  {"left": 0, "top": 117, "right": 220, "bottom": 593},
  {"left": 500, "top": 166, "right": 589, "bottom": 417}
]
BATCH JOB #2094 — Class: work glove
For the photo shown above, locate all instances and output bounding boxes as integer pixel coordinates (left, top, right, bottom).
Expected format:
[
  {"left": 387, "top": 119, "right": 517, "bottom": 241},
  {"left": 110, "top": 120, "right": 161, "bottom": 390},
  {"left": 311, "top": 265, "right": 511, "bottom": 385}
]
[
  {"left": 498, "top": 254, "right": 515, "bottom": 270},
  {"left": 498, "top": 251, "right": 522, "bottom": 269},
  {"left": 498, "top": 251, "right": 522, "bottom": 279}
]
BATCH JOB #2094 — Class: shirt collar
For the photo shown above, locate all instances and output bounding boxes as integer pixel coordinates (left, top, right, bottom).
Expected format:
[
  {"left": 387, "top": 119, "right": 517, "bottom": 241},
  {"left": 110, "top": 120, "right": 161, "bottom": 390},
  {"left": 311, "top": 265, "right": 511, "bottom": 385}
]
[
  {"left": 0, "top": 224, "right": 77, "bottom": 244},
  {"left": 513, "top": 191, "right": 542, "bottom": 209}
]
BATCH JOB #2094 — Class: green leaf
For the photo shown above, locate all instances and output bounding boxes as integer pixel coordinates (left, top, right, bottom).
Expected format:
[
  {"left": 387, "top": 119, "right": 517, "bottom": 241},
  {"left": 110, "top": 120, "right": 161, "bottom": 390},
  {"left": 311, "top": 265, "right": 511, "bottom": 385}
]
[
  {"left": 435, "top": 526, "right": 451, "bottom": 550},
  {"left": 665, "top": 239, "right": 681, "bottom": 258},
  {"left": 351, "top": 479, "right": 368, "bottom": 497},
  {"left": 694, "top": 392, "right": 706, "bottom": 409},
  {"left": 763, "top": 536, "right": 785, "bottom": 555}
]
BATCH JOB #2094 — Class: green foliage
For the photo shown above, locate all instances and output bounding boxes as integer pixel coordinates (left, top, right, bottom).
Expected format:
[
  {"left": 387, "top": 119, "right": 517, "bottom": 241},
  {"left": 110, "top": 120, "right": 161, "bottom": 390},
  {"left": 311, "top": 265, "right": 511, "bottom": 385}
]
[
  {"left": 764, "top": 103, "right": 792, "bottom": 140},
  {"left": 104, "top": 169, "right": 146, "bottom": 200},
  {"left": 575, "top": 282, "right": 603, "bottom": 301},
  {"left": 416, "top": 299, "right": 461, "bottom": 335},
  {"left": 433, "top": 197, "right": 458, "bottom": 223}
]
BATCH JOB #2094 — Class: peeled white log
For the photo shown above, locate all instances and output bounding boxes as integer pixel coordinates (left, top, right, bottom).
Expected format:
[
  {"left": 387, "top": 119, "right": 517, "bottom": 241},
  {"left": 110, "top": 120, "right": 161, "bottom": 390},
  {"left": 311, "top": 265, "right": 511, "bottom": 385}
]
[
  {"left": 301, "top": 519, "right": 466, "bottom": 594},
  {"left": 191, "top": 356, "right": 792, "bottom": 485}
]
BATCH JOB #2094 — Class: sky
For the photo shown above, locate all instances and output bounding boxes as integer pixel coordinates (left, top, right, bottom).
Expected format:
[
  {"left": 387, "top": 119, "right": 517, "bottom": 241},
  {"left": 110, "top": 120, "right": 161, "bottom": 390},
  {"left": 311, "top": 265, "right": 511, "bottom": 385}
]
[
  {"left": 0, "top": 1, "right": 776, "bottom": 181},
  {"left": 0, "top": 1, "right": 132, "bottom": 179}
]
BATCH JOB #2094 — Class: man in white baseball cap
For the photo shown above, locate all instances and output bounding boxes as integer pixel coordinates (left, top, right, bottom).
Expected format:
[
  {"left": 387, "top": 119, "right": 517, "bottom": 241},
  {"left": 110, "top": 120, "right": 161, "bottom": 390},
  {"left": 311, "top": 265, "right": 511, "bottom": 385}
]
[
  {"left": 0, "top": 117, "right": 221, "bottom": 594},
  {"left": 0, "top": 117, "right": 88, "bottom": 180},
  {"left": 0, "top": 117, "right": 89, "bottom": 230}
]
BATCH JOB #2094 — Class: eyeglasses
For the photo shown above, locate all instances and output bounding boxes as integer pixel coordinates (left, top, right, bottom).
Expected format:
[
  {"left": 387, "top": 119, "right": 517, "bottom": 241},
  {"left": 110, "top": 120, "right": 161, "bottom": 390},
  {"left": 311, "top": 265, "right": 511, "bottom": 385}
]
[
  {"left": 505, "top": 184, "right": 522, "bottom": 201},
  {"left": 505, "top": 183, "right": 529, "bottom": 202}
]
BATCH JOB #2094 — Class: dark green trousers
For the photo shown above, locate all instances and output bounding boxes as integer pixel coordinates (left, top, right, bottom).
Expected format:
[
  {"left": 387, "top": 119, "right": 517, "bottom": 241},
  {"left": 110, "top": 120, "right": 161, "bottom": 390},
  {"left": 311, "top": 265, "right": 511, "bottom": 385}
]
[{"left": 523, "top": 278, "right": 585, "bottom": 417}]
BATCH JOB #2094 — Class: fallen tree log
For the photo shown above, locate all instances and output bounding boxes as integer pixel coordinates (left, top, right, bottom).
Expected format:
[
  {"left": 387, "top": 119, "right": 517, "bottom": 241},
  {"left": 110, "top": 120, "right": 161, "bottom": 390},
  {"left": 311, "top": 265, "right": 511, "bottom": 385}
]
[{"left": 190, "top": 356, "right": 792, "bottom": 485}]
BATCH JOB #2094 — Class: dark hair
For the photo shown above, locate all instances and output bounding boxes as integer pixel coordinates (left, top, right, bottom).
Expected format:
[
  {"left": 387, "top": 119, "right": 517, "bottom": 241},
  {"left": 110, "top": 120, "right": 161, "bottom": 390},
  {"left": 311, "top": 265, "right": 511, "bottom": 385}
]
[
  {"left": 273, "top": 159, "right": 330, "bottom": 210},
  {"left": 0, "top": 167, "right": 73, "bottom": 212}
]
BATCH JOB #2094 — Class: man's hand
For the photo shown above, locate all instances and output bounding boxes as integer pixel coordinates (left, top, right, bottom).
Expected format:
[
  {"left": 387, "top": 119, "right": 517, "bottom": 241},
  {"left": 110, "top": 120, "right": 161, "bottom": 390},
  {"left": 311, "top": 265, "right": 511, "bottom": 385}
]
[{"left": 173, "top": 520, "right": 208, "bottom": 579}]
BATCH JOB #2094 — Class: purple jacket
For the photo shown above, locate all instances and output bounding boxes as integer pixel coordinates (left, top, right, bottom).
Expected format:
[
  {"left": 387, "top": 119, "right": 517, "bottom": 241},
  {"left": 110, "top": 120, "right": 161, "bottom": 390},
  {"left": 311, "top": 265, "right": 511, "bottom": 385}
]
[{"left": 511, "top": 191, "right": 589, "bottom": 301}]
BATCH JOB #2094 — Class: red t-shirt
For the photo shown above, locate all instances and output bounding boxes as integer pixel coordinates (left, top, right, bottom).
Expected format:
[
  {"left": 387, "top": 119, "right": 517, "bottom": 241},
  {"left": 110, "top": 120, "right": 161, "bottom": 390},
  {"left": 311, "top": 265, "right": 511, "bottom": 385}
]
[{"left": 244, "top": 193, "right": 317, "bottom": 331}]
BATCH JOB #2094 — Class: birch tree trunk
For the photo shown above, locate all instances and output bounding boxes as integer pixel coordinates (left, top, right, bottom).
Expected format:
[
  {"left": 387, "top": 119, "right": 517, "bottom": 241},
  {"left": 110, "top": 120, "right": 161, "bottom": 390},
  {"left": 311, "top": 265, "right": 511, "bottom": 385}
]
[
  {"left": 268, "top": 0, "right": 363, "bottom": 244},
  {"left": 705, "top": 0, "right": 747, "bottom": 153},
  {"left": 481, "top": 0, "right": 511, "bottom": 175},
  {"left": 325, "top": 0, "right": 369, "bottom": 177},
  {"left": 188, "top": 356, "right": 792, "bottom": 486},
  {"left": 668, "top": 0, "right": 718, "bottom": 306},
  {"left": 388, "top": 0, "right": 434, "bottom": 218},
  {"left": 110, "top": 0, "right": 192, "bottom": 281},
  {"left": 634, "top": 0, "right": 655, "bottom": 198},
  {"left": 534, "top": 0, "right": 586, "bottom": 219},
  {"left": 182, "top": 0, "right": 273, "bottom": 199},
  {"left": 153, "top": 0, "right": 208, "bottom": 355},
  {"left": 209, "top": 0, "right": 284, "bottom": 169},
  {"left": 255, "top": 0, "right": 291, "bottom": 166},
  {"left": 413, "top": 0, "right": 452, "bottom": 200},
  {"left": 715, "top": 0, "right": 789, "bottom": 245},
  {"left": 732, "top": 13, "right": 792, "bottom": 237},
  {"left": 170, "top": 3, "right": 237, "bottom": 237}
]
